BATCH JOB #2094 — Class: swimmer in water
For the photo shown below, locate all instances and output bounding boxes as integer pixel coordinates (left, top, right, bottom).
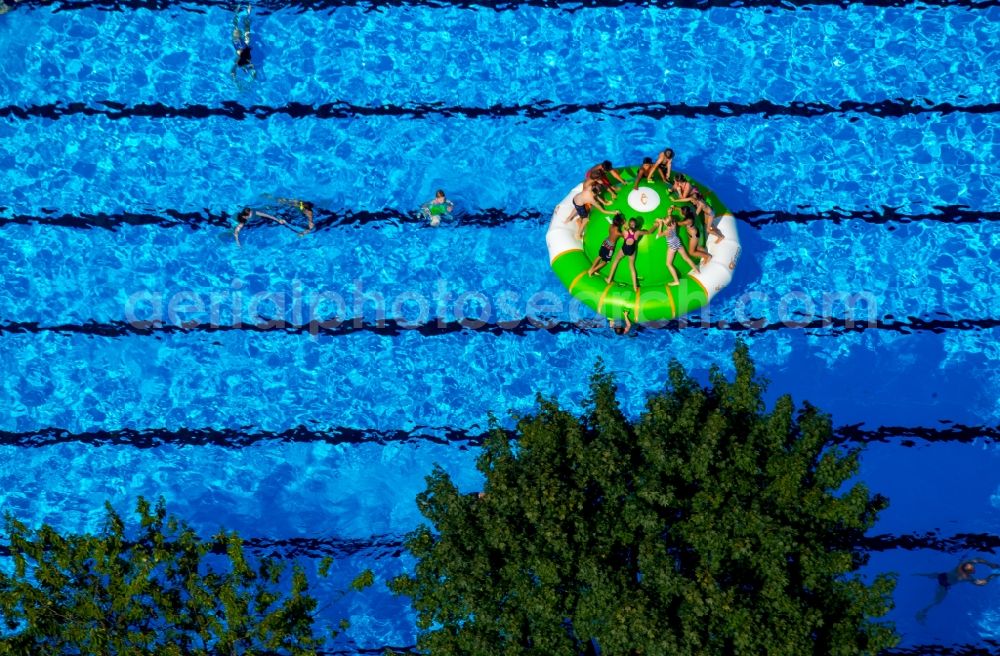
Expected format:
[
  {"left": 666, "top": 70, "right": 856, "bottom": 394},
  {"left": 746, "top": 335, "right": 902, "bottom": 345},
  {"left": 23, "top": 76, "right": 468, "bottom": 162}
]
[
  {"left": 233, "top": 207, "right": 286, "bottom": 247},
  {"left": 421, "top": 190, "right": 454, "bottom": 227},
  {"left": 916, "top": 558, "right": 1000, "bottom": 623},
  {"left": 608, "top": 309, "right": 632, "bottom": 335},
  {"left": 268, "top": 196, "right": 316, "bottom": 235},
  {"left": 231, "top": 5, "right": 256, "bottom": 87}
]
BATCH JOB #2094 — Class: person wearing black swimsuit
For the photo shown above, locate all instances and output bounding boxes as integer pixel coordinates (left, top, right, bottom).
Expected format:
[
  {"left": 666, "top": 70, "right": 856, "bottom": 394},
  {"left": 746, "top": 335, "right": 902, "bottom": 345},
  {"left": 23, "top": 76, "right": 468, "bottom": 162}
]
[
  {"left": 916, "top": 558, "right": 1000, "bottom": 623},
  {"left": 604, "top": 217, "right": 653, "bottom": 292},
  {"left": 565, "top": 179, "right": 614, "bottom": 240},
  {"left": 231, "top": 5, "right": 256, "bottom": 87},
  {"left": 676, "top": 205, "right": 712, "bottom": 267},
  {"left": 588, "top": 213, "right": 625, "bottom": 277}
]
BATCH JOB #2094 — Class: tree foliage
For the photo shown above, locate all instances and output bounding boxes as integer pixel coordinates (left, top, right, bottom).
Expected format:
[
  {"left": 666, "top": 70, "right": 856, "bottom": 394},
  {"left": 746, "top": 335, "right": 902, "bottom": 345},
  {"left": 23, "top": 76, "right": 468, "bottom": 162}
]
[
  {"left": 0, "top": 497, "right": 371, "bottom": 655},
  {"left": 391, "top": 344, "right": 898, "bottom": 655}
]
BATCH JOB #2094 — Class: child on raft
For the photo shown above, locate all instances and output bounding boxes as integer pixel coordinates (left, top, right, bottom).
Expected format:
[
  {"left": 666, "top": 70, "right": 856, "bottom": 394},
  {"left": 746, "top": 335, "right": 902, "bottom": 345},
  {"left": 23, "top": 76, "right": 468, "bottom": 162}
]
[
  {"left": 632, "top": 157, "right": 657, "bottom": 190},
  {"left": 676, "top": 205, "right": 713, "bottom": 267},
  {"left": 566, "top": 178, "right": 614, "bottom": 240},
  {"left": 585, "top": 161, "right": 626, "bottom": 200},
  {"left": 604, "top": 217, "right": 654, "bottom": 292},
  {"left": 654, "top": 211, "right": 701, "bottom": 286},
  {"left": 650, "top": 147, "right": 674, "bottom": 183},
  {"left": 588, "top": 212, "right": 626, "bottom": 277},
  {"left": 675, "top": 185, "right": 724, "bottom": 243}
]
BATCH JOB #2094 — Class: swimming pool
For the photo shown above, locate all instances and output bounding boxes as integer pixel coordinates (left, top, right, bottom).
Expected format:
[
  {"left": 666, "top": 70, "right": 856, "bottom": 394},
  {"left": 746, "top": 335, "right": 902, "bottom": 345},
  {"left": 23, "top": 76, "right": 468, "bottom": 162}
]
[{"left": 2, "top": 0, "right": 1000, "bottom": 651}]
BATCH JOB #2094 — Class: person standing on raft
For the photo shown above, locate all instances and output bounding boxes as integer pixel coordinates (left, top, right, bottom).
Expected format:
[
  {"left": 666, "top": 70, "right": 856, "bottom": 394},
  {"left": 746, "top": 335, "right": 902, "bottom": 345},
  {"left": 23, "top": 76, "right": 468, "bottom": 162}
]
[
  {"left": 654, "top": 213, "right": 701, "bottom": 286},
  {"left": 588, "top": 212, "right": 626, "bottom": 277},
  {"left": 604, "top": 217, "right": 654, "bottom": 292},
  {"left": 566, "top": 179, "right": 614, "bottom": 240}
]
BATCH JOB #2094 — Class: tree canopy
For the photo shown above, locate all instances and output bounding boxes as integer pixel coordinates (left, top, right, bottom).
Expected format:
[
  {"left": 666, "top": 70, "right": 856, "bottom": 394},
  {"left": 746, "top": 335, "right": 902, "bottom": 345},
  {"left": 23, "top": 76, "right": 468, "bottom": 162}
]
[
  {"left": 0, "top": 497, "right": 371, "bottom": 655},
  {"left": 391, "top": 344, "right": 898, "bottom": 655}
]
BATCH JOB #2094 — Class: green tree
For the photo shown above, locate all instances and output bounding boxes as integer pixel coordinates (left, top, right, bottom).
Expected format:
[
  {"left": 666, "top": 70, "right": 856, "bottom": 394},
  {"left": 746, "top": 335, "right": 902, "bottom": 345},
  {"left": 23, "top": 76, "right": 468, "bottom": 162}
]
[
  {"left": 390, "top": 344, "right": 898, "bottom": 655},
  {"left": 0, "top": 497, "right": 371, "bottom": 655}
]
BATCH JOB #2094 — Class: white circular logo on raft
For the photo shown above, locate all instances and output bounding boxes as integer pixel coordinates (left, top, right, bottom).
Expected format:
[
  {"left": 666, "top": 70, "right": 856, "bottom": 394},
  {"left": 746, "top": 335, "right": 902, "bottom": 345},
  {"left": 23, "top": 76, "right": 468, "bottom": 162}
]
[{"left": 627, "top": 188, "right": 660, "bottom": 212}]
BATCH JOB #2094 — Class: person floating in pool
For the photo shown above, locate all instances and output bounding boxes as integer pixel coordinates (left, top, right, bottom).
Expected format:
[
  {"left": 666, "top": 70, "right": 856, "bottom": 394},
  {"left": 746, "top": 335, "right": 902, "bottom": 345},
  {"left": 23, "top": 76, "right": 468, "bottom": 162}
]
[
  {"left": 916, "top": 558, "right": 1000, "bottom": 623},
  {"left": 233, "top": 207, "right": 286, "bottom": 247},
  {"left": 650, "top": 147, "right": 674, "bottom": 183},
  {"left": 231, "top": 4, "right": 256, "bottom": 87},
  {"left": 421, "top": 190, "right": 454, "bottom": 227},
  {"left": 295, "top": 200, "right": 315, "bottom": 235},
  {"left": 632, "top": 157, "right": 656, "bottom": 191},
  {"left": 654, "top": 211, "right": 702, "bottom": 286},
  {"left": 267, "top": 196, "right": 316, "bottom": 235},
  {"left": 565, "top": 179, "right": 614, "bottom": 241},
  {"left": 585, "top": 161, "right": 626, "bottom": 200},
  {"left": 604, "top": 217, "right": 654, "bottom": 292},
  {"left": 588, "top": 212, "right": 625, "bottom": 277},
  {"left": 609, "top": 308, "right": 632, "bottom": 335}
]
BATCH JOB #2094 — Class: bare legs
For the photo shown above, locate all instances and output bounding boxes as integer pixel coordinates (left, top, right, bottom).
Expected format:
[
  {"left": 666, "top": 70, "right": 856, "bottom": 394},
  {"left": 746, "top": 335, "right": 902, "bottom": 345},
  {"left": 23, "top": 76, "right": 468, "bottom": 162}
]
[
  {"left": 604, "top": 251, "right": 626, "bottom": 284},
  {"left": 666, "top": 247, "right": 698, "bottom": 286},
  {"left": 706, "top": 215, "right": 725, "bottom": 243},
  {"left": 588, "top": 255, "right": 608, "bottom": 277},
  {"left": 684, "top": 226, "right": 712, "bottom": 266},
  {"left": 603, "top": 253, "right": 639, "bottom": 291},
  {"left": 627, "top": 256, "right": 639, "bottom": 291},
  {"left": 563, "top": 209, "right": 589, "bottom": 241}
]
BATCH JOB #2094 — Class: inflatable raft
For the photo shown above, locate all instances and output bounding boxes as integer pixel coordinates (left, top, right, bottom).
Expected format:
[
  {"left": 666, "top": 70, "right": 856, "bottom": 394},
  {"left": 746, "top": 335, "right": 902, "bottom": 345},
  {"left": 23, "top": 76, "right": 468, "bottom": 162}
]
[{"left": 546, "top": 166, "right": 741, "bottom": 321}]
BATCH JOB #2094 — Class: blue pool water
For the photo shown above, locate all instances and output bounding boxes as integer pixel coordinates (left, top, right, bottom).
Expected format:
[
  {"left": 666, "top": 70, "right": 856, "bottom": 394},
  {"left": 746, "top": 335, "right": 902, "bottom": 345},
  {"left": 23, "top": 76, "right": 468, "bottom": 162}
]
[{"left": 2, "top": 1, "right": 1000, "bottom": 652}]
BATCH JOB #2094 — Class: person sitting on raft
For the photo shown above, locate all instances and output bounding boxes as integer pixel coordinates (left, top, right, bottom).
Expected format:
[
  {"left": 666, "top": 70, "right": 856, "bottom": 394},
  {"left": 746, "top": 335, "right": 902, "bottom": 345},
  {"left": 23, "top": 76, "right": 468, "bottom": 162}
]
[
  {"left": 633, "top": 157, "right": 657, "bottom": 190},
  {"left": 650, "top": 147, "right": 674, "bottom": 183},
  {"left": 233, "top": 207, "right": 287, "bottom": 247},
  {"left": 585, "top": 161, "right": 626, "bottom": 200},
  {"left": 588, "top": 212, "right": 626, "bottom": 277},
  {"left": 421, "top": 189, "right": 454, "bottom": 227},
  {"left": 671, "top": 172, "right": 693, "bottom": 200},
  {"left": 654, "top": 211, "right": 701, "bottom": 286},
  {"left": 604, "top": 217, "right": 654, "bottom": 292},
  {"left": 565, "top": 179, "right": 614, "bottom": 240}
]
